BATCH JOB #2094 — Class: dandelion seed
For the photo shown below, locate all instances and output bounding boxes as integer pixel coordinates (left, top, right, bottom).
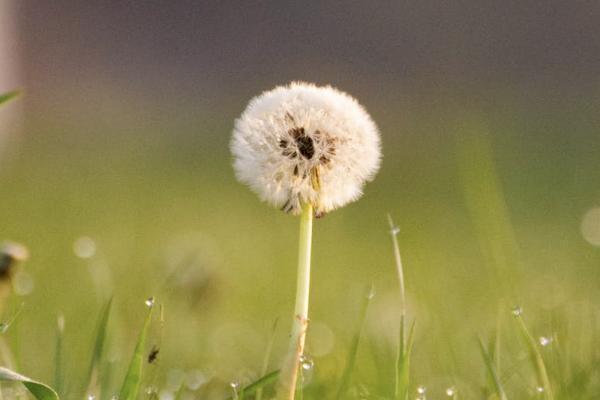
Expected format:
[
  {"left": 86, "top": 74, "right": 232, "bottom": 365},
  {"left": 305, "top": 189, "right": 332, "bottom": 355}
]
[{"left": 231, "top": 82, "right": 381, "bottom": 217}]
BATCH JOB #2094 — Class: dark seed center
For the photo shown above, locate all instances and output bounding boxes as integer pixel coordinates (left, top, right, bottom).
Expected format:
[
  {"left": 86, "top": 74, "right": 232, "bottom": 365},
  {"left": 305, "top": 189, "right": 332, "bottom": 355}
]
[{"left": 296, "top": 135, "right": 315, "bottom": 159}]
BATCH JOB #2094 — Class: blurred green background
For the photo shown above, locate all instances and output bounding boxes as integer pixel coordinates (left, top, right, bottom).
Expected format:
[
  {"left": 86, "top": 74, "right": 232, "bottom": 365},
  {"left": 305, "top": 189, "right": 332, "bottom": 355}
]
[{"left": 1, "top": 1, "right": 599, "bottom": 398}]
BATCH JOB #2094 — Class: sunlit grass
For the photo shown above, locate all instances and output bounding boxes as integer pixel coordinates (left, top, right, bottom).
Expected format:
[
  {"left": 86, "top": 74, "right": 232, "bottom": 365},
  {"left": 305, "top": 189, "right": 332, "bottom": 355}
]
[{"left": 1, "top": 93, "right": 599, "bottom": 398}]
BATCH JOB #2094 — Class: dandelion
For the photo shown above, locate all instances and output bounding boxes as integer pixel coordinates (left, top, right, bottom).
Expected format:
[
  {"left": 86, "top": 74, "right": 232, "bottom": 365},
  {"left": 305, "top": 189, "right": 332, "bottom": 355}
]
[
  {"left": 231, "top": 82, "right": 381, "bottom": 400},
  {"left": 231, "top": 81, "right": 381, "bottom": 218}
]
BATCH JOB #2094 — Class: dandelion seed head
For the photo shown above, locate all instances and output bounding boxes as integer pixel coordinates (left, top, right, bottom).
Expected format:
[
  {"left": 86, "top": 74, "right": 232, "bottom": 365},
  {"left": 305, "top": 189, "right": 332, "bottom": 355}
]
[{"left": 231, "top": 82, "right": 381, "bottom": 216}]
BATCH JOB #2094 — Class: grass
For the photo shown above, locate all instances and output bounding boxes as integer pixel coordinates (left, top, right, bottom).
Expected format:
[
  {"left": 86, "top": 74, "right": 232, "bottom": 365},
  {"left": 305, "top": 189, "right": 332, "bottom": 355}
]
[{"left": 1, "top": 90, "right": 600, "bottom": 398}]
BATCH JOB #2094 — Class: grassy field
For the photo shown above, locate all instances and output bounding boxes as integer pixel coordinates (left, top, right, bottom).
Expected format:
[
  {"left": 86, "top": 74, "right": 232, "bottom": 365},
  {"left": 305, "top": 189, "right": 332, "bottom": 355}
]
[{"left": 1, "top": 89, "right": 599, "bottom": 399}]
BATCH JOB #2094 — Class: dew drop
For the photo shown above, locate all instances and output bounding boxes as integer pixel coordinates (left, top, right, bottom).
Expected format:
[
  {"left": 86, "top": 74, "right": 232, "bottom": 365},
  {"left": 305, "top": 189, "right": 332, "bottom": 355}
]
[
  {"left": 539, "top": 336, "right": 552, "bottom": 346},
  {"left": 511, "top": 306, "right": 523, "bottom": 316},
  {"left": 87, "top": 395, "right": 96, "bottom": 400},
  {"left": 230, "top": 381, "right": 241, "bottom": 399},
  {"left": 300, "top": 354, "right": 314, "bottom": 370},
  {"left": 145, "top": 297, "right": 155, "bottom": 308},
  {"left": 536, "top": 386, "right": 544, "bottom": 393},
  {"left": 416, "top": 385, "right": 427, "bottom": 399},
  {"left": 367, "top": 285, "right": 376, "bottom": 300},
  {"left": 446, "top": 387, "right": 456, "bottom": 396}
]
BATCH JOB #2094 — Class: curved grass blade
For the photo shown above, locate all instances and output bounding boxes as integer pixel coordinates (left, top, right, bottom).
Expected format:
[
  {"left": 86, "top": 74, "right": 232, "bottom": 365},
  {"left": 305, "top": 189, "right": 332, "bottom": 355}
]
[
  {"left": 0, "top": 303, "right": 24, "bottom": 335},
  {"left": 478, "top": 337, "right": 507, "bottom": 400},
  {"left": 225, "top": 370, "right": 279, "bottom": 400},
  {"left": 395, "top": 317, "right": 416, "bottom": 400},
  {"left": 81, "top": 298, "right": 113, "bottom": 398},
  {"left": 173, "top": 381, "right": 185, "bottom": 400},
  {"left": 0, "top": 91, "right": 20, "bottom": 106},
  {"left": 118, "top": 301, "right": 154, "bottom": 400},
  {"left": 0, "top": 366, "right": 59, "bottom": 400},
  {"left": 513, "top": 313, "right": 554, "bottom": 400},
  {"left": 54, "top": 315, "right": 65, "bottom": 397},
  {"left": 336, "top": 284, "right": 374, "bottom": 400}
]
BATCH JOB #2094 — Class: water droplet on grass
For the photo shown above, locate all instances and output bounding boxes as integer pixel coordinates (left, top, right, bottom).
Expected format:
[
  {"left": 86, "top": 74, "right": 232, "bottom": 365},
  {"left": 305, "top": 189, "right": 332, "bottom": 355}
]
[
  {"left": 300, "top": 354, "right": 314, "bottom": 370},
  {"left": 145, "top": 297, "right": 155, "bottom": 308},
  {"left": 446, "top": 387, "right": 456, "bottom": 396},
  {"left": 511, "top": 306, "right": 522, "bottom": 316},
  {"left": 539, "top": 336, "right": 552, "bottom": 346},
  {"left": 230, "top": 381, "right": 241, "bottom": 399}
]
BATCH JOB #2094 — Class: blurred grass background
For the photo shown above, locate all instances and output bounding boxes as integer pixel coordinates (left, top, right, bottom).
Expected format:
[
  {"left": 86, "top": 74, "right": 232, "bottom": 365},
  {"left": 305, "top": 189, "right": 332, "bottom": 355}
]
[{"left": 1, "top": 1, "right": 600, "bottom": 398}]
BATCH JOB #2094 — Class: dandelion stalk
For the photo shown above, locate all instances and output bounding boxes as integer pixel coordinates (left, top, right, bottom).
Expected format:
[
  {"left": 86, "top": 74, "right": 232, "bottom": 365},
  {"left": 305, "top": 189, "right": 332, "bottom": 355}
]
[
  {"left": 277, "top": 203, "right": 313, "bottom": 400},
  {"left": 388, "top": 215, "right": 414, "bottom": 400}
]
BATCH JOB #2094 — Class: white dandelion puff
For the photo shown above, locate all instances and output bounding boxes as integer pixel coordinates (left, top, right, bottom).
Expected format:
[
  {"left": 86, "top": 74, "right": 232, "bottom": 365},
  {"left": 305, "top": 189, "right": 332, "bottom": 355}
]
[{"left": 231, "top": 82, "right": 381, "bottom": 217}]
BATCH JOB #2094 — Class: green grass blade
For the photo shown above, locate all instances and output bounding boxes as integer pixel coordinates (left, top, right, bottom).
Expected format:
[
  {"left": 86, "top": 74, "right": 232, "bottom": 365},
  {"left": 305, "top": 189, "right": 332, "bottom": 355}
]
[
  {"left": 225, "top": 370, "right": 280, "bottom": 400},
  {"left": 513, "top": 312, "right": 554, "bottom": 400},
  {"left": 118, "top": 301, "right": 154, "bottom": 400},
  {"left": 395, "top": 317, "right": 416, "bottom": 400},
  {"left": 0, "top": 302, "right": 25, "bottom": 335},
  {"left": 335, "top": 285, "right": 374, "bottom": 400},
  {"left": 0, "top": 91, "right": 20, "bottom": 106},
  {"left": 54, "top": 315, "right": 65, "bottom": 397},
  {"left": 0, "top": 366, "right": 59, "bottom": 400},
  {"left": 82, "top": 298, "right": 113, "bottom": 397},
  {"left": 173, "top": 381, "right": 185, "bottom": 400},
  {"left": 478, "top": 337, "right": 507, "bottom": 400}
]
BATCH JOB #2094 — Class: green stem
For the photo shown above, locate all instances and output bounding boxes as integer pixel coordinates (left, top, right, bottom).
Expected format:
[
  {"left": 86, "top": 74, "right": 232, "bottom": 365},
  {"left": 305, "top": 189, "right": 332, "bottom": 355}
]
[{"left": 276, "top": 204, "right": 313, "bottom": 400}]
